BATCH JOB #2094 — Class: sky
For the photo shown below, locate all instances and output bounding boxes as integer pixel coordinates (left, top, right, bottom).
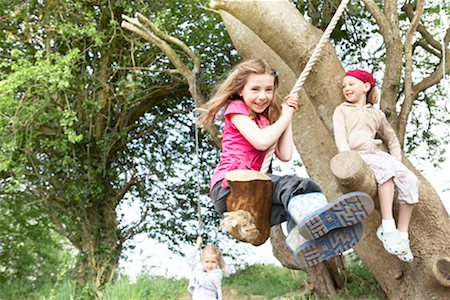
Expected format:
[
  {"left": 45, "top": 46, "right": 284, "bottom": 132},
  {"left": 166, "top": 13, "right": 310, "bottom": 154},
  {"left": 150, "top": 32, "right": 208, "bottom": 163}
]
[{"left": 119, "top": 145, "right": 450, "bottom": 280}]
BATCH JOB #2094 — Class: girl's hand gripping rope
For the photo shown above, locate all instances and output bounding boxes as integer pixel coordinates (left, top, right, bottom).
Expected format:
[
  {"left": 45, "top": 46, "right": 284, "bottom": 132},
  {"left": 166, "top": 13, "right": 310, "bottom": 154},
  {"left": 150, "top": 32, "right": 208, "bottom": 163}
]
[{"left": 283, "top": 94, "right": 299, "bottom": 112}]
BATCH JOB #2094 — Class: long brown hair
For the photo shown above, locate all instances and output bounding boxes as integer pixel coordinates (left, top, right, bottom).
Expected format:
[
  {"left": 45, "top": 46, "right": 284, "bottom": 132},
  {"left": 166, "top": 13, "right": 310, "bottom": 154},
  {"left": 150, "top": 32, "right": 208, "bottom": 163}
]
[{"left": 197, "top": 59, "right": 280, "bottom": 127}]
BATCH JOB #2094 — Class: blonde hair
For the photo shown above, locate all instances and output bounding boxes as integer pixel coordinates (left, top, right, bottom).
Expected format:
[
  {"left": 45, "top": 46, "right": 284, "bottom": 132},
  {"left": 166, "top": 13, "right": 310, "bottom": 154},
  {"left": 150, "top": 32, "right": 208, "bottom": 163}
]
[
  {"left": 197, "top": 59, "right": 280, "bottom": 127},
  {"left": 201, "top": 245, "right": 226, "bottom": 273},
  {"left": 366, "top": 86, "right": 379, "bottom": 104}
]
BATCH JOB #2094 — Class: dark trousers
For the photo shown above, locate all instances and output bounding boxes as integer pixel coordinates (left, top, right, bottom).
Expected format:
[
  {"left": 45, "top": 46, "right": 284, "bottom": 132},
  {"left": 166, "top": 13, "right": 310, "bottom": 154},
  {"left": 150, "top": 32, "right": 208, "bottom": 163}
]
[{"left": 210, "top": 174, "right": 322, "bottom": 232}]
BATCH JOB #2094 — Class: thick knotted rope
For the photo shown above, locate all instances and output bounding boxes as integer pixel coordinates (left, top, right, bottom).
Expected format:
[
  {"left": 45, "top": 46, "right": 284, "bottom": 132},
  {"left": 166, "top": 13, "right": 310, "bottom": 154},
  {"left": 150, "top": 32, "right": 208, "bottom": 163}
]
[
  {"left": 261, "top": 0, "right": 351, "bottom": 173},
  {"left": 289, "top": 0, "right": 351, "bottom": 97}
]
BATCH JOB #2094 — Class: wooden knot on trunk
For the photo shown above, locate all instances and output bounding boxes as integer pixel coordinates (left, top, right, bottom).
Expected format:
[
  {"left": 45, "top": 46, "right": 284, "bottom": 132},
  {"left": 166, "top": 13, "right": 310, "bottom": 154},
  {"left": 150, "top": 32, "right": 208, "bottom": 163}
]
[
  {"left": 330, "top": 150, "right": 377, "bottom": 199},
  {"left": 433, "top": 257, "right": 450, "bottom": 287},
  {"left": 221, "top": 170, "right": 272, "bottom": 246}
]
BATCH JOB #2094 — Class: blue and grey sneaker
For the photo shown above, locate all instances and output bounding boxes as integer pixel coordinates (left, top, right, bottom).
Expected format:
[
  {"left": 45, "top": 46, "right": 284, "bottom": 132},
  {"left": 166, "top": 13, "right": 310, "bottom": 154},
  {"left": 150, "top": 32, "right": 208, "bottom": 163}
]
[
  {"left": 291, "top": 223, "right": 364, "bottom": 269},
  {"left": 293, "top": 191, "right": 374, "bottom": 240}
]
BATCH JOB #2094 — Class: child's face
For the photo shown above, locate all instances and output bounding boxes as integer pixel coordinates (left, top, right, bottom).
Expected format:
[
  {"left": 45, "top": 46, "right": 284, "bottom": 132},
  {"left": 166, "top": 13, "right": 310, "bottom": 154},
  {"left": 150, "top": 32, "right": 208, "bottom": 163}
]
[
  {"left": 240, "top": 73, "right": 275, "bottom": 113},
  {"left": 342, "top": 76, "right": 371, "bottom": 105},
  {"left": 201, "top": 253, "right": 220, "bottom": 272}
]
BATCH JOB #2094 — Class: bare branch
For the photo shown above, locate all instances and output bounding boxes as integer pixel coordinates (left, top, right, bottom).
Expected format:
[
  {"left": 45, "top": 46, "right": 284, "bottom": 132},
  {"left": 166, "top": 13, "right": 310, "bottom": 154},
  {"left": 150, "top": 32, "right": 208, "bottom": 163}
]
[
  {"left": 121, "top": 15, "right": 192, "bottom": 80},
  {"left": 113, "top": 175, "right": 136, "bottom": 206},
  {"left": 404, "top": 3, "right": 442, "bottom": 53},
  {"left": 413, "top": 40, "right": 441, "bottom": 57},
  {"left": 120, "top": 206, "right": 152, "bottom": 242},
  {"left": 135, "top": 12, "right": 201, "bottom": 74},
  {"left": 121, "top": 12, "right": 222, "bottom": 148},
  {"left": 399, "top": 0, "right": 425, "bottom": 143},
  {"left": 362, "top": 0, "right": 391, "bottom": 37}
]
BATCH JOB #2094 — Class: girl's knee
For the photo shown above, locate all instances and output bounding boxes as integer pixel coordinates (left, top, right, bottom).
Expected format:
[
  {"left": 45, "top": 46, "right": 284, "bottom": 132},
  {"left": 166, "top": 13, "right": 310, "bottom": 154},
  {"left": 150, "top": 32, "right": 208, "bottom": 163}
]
[{"left": 213, "top": 200, "right": 227, "bottom": 214}]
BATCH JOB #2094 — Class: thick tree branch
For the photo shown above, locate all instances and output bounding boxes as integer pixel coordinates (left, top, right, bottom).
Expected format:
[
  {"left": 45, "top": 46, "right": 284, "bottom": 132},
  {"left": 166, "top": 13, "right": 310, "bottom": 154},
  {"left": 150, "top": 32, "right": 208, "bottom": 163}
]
[
  {"left": 399, "top": 0, "right": 425, "bottom": 144},
  {"left": 364, "top": 0, "right": 402, "bottom": 129},
  {"left": 112, "top": 176, "right": 136, "bottom": 207},
  {"left": 95, "top": 47, "right": 113, "bottom": 141},
  {"left": 126, "top": 83, "right": 190, "bottom": 127},
  {"left": 398, "top": 3, "right": 450, "bottom": 108},
  {"left": 404, "top": 4, "right": 442, "bottom": 52},
  {"left": 414, "top": 40, "right": 441, "bottom": 57},
  {"left": 412, "top": 49, "right": 450, "bottom": 95}
]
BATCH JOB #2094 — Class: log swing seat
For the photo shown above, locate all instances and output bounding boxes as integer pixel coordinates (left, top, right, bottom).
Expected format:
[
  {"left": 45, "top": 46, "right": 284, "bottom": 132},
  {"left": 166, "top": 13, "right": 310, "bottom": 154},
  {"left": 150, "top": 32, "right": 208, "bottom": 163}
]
[
  {"left": 220, "top": 170, "right": 273, "bottom": 246},
  {"left": 218, "top": 0, "right": 351, "bottom": 246}
]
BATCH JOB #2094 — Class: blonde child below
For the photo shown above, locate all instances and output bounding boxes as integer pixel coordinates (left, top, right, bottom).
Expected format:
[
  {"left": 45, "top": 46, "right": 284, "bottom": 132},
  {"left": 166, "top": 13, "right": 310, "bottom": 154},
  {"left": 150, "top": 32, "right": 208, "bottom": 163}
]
[
  {"left": 186, "top": 236, "right": 225, "bottom": 300},
  {"left": 332, "top": 69, "right": 419, "bottom": 262}
]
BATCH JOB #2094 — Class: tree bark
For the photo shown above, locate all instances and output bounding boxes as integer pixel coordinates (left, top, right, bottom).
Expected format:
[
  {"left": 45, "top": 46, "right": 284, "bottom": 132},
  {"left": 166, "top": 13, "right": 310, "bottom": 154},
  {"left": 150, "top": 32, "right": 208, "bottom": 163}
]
[
  {"left": 331, "top": 152, "right": 450, "bottom": 298},
  {"left": 211, "top": 0, "right": 450, "bottom": 298}
]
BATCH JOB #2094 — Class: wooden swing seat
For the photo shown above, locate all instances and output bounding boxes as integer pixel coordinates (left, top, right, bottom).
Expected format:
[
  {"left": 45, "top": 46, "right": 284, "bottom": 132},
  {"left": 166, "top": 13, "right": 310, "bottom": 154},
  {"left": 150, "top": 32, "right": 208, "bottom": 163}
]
[{"left": 221, "top": 170, "right": 272, "bottom": 246}]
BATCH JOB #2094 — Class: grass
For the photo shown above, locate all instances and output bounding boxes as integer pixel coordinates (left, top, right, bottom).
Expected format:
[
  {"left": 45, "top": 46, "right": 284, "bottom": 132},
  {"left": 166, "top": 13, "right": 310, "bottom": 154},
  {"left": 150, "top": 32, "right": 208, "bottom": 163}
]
[
  {"left": 337, "top": 252, "right": 387, "bottom": 300},
  {"left": 102, "top": 276, "right": 188, "bottom": 300},
  {"left": 223, "top": 264, "right": 307, "bottom": 298},
  {"left": 0, "top": 254, "right": 386, "bottom": 300}
]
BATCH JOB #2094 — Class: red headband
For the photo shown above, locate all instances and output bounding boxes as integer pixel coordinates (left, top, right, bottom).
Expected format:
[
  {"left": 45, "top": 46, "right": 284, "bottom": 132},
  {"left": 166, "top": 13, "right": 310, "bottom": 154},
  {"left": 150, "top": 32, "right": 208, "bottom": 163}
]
[{"left": 344, "top": 69, "right": 376, "bottom": 87}]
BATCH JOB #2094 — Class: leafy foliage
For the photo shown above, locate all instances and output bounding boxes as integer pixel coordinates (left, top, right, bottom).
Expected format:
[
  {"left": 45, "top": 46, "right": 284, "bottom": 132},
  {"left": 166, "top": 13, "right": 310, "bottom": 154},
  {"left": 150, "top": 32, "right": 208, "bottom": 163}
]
[
  {"left": 0, "top": 0, "right": 238, "bottom": 288},
  {"left": 0, "top": 193, "right": 71, "bottom": 288}
]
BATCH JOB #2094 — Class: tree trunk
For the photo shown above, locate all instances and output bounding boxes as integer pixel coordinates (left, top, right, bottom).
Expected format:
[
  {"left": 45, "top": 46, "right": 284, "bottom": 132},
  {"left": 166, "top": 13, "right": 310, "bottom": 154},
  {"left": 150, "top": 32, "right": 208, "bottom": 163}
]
[
  {"left": 78, "top": 203, "right": 119, "bottom": 290},
  {"left": 210, "top": 0, "right": 450, "bottom": 298},
  {"left": 48, "top": 192, "right": 121, "bottom": 296},
  {"left": 331, "top": 151, "right": 450, "bottom": 299}
]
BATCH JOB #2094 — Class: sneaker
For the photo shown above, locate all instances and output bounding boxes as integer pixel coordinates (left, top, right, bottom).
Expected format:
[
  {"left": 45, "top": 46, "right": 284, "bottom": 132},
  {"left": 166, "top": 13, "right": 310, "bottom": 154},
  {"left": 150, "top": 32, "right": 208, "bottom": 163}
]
[
  {"left": 376, "top": 226, "right": 407, "bottom": 256},
  {"left": 288, "top": 223, "right": 364, "bottom": 269},
  {"left": 297, "top": 191, "right": 374, "bottom": 240},
  {"left": 397, "top": 238, "right": 414, "bottom": 263},
  {"left": 287, "top": 192, "right": 328, "bottom": 226}
]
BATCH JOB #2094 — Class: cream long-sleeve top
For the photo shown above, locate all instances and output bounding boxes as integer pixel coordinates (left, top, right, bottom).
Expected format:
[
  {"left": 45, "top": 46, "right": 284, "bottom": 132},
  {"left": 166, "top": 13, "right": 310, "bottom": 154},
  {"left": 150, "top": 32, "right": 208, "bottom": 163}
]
[{"left": 332, "top": 102, "right": 402, "bottom": 160}]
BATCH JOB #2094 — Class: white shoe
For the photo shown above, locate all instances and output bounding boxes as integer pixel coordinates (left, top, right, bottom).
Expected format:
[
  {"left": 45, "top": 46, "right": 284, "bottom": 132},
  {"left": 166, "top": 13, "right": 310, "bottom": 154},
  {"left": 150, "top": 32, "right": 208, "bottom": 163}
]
[
  {"left": 376, "top": 226, "right": 407, "bottom": 255},
  {"left": 397, "top": 238, "right": 414, "bottom": 263}
]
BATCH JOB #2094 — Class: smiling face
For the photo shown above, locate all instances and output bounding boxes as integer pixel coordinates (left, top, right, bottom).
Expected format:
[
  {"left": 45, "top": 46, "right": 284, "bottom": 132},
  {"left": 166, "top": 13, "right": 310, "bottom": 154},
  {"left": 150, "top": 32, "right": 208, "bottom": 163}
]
[
  {"left": 342, "top": 75, "right": 371, "bottom": 106},
  {"left": 240, "top": 73, "right": 275, "bottom": 114}
]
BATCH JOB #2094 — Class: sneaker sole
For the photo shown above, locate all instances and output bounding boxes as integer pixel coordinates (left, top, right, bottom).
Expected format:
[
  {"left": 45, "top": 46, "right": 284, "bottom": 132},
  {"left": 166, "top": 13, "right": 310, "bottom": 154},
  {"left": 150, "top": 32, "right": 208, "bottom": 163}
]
[
  {"left": 294, "top": 223, "right": 364, "bottom": 268},
  {"left": 298, "top": 192, "right": 374, "bottom": 240}
]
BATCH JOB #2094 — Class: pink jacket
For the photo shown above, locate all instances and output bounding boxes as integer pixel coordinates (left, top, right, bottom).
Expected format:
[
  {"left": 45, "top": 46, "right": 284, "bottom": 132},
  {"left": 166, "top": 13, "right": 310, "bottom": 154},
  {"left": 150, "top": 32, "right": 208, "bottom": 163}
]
[
  {"left": 210, "top": 100, "right": 269, "bottom": 192},
  {"left": 332, "top": 102, "right": 401, "bottom": 160}
]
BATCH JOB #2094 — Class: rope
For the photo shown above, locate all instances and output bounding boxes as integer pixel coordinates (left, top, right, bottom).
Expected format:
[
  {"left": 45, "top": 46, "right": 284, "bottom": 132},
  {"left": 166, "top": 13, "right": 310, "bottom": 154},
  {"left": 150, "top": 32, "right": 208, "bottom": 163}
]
[
  {"left": 289, "top": 0, "right": 351, "bottom": 97},
  {"left": 194, "top": 0, "right": 351, "bottom": 231},
  {"left": 194, "top": 115, "right": 204, "bottom": 236},
  {"left": 261, "top": 144, "right": 276, "bottom": 174},
  {"left": 261, "top": 0, "right": 350, "bottom": 173}
]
